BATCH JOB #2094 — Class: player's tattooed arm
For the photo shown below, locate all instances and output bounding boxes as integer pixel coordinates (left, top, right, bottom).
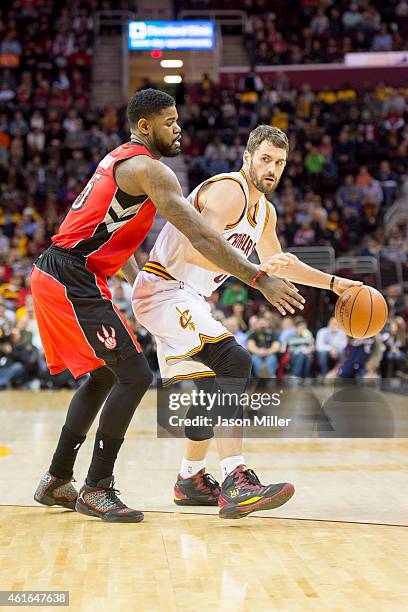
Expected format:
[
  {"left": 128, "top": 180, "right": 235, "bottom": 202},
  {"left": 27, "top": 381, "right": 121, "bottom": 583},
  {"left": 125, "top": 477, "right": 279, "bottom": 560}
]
[
  {"left": 116, "top": 156, "right": 305, "bottom": 315},
  {"left": 257, "top": 203, "right": 361, "bottom": 293},
  {"left": 120, "top": 255, "right": 139, "bottom": 286}
]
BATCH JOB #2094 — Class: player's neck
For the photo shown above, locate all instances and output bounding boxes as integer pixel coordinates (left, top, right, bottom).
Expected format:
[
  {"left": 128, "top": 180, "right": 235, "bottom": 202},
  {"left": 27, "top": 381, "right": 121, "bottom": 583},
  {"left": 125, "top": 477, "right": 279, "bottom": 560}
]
[
  {"left": 240, "top": 167, "right": 263, "bottom": 210},
  {"left": 129, "top": 134, "right": 161, "bottom": 159}
]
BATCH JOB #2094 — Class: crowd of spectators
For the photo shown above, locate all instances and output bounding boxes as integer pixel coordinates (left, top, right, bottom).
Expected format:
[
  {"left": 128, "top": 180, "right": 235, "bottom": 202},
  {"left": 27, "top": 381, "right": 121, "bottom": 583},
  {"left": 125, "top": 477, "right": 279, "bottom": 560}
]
[
  {"left": 0, "top": 0, "right": 132, "bottom": 388},
  {"left": 181, "top": 73, "right": 407, "bottom": 255},
  {"left": 177, "top": 0, "right": 408, "bottom": 65},
  {"left": 0, "top": 1, "right": 407, "bottom": 388},
  {"left": 244, "top": 0, "right": 408, "bottom": 66}
]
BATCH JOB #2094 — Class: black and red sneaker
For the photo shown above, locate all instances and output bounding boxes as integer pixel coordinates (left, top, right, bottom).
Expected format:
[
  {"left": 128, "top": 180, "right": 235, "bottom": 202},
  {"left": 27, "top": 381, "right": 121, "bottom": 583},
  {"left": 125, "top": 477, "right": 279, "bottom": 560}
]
[
  {"left": 174, "top": 469, "right": 221, "bottom": 506},
  {"left": 218, "top": 465, "right": 294, "bottom": 519},
  {"left": 34, "top": 471, "right": 78, "bottom": 510},
  {"left": 75, "top": 476, "right": 144, "bottom": 523}
]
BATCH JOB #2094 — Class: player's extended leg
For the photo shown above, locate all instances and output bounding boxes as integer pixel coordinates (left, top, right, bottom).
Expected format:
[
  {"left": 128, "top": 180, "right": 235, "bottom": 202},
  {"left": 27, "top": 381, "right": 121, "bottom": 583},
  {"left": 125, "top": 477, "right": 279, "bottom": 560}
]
[
  {"left": 174, "top": 376, "right": 221, "bottom": 506},
  {"left": 32, "top": 251, "right": 153, "bottom": 522},
  {"left": 174, "top": 340, "right": 253, "bottom": 507},
  {"left": 34, "top": 365, "right": 116, "bottom": 510},
  {"left": 187, "top": 338, "right": 294, "bottom": 519},
  {"left": 75, "top": 352, "right": 153, "bottom": 523}
]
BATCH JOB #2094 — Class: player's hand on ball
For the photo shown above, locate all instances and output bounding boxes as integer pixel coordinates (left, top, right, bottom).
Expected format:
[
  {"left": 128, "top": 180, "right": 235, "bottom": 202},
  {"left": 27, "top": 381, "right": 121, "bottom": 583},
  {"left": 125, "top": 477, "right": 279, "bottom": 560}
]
[
  {"left": 332, "top": 277, "right": 363, "bottom": 296},
  {"left": 258, "top": 276, "right": 305, "bottom": 316},
  {"left": 259, "top": 252, "right": 298, "bottom": 276}
]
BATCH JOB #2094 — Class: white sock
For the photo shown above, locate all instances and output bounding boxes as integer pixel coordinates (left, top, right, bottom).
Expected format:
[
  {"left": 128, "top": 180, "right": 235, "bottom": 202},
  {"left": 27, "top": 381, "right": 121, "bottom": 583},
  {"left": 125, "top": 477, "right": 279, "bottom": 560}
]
[
  {"left": 220, "top": 455, "right": 245, "bottom": 481},
  {"left": 180, "top": 457, "right": 206, "bottom": 479}
]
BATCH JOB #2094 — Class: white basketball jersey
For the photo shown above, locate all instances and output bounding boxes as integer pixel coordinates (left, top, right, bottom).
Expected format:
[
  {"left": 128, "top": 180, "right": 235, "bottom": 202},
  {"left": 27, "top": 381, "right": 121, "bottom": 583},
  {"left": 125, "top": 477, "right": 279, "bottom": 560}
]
[{"left": 145, "top": 170, "right": 270, "bottom": 297}]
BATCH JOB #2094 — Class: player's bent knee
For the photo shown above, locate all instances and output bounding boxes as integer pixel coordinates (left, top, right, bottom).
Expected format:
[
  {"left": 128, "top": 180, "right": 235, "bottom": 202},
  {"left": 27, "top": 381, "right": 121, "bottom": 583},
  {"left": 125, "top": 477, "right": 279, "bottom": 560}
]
[
  {"left": 108, "top": 353, "right": 153, "bottom": 390},
  {"left": 136, "top": 361, "right": 154, "bottom": 390},
  {"left": 184, "top": 424, "right": 214, "bottom": 441},
  {"left": 89, "top": 366, "right": 116, "bottom": 392},
  {"left": 232, "top": 345, "right": 252, "bottom": 376},
  {"left": 197, "top": 338, "right": 252, "bottom": 379},
  {"left": 216, "top": 344, "right": 252, "bottom": 378}
]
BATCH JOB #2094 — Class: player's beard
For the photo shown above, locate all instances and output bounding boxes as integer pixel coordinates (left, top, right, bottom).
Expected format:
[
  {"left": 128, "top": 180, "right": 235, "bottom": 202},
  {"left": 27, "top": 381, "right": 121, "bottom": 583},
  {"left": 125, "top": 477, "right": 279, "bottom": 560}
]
[
  {"left": 153, "top": 133, "right": 181, "bottom": 157},
  {"left": 248, "top": 160, "right": 279, "bottom": 196}
]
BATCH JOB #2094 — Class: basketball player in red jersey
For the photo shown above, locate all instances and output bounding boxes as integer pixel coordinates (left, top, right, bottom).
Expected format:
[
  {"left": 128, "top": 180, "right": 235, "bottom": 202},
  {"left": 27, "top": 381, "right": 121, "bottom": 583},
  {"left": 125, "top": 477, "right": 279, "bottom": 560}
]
[{"left": 32, "top": 89, "right": 305, "bottom": 522}]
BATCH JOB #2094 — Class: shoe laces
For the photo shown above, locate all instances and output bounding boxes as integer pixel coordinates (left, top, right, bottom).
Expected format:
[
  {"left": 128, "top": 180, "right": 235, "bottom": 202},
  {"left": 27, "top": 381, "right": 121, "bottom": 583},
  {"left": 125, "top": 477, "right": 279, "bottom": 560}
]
[
  {"left": 236, "top": 468, "right": 262, "bottom": 490},
  {"left": 105, "top": 485, "right": 126, "bottom": 509},
  {"left": 203, "top": 473, "right": 220, "bottom": 492}
]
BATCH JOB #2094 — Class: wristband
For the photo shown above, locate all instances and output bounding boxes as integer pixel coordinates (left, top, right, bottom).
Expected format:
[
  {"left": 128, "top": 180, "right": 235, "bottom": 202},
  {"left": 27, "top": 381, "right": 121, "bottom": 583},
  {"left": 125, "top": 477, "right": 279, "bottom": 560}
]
[
  {"left": 330, "top": 275, "right": 336, "bottom": 291},
  {"left": 250, "top": 270, "right": 267, "bottom": 287}
]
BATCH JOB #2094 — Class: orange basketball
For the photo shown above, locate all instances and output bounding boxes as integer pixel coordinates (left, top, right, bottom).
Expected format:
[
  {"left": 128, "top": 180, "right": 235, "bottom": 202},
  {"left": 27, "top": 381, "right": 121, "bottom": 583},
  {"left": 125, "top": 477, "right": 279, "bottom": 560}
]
[{"left": 335, "top": 285, "right": 388, "bottom": 339}]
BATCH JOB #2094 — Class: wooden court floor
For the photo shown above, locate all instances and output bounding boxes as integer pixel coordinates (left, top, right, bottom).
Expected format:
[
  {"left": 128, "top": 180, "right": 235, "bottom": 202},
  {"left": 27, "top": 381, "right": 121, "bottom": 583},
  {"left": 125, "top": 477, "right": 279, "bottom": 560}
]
[{"left": 1, "top": 390, "right": 408, "bottom": 611}]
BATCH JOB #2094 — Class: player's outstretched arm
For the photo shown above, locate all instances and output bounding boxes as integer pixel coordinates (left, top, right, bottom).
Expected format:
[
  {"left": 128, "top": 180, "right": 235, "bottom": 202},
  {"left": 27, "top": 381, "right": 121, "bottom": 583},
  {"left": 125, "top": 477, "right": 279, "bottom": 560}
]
[
  {"left": 257, "top": 202, "right": 362, "bottom": 295},
  {"left": 119, "top": 157, "right": 305, "bottom": 315}
]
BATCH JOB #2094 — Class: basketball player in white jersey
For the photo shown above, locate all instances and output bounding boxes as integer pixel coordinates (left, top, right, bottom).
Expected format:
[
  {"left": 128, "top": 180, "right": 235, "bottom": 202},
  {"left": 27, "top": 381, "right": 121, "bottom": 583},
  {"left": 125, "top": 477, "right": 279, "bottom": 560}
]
[{"left": 132, "top": 125, "right": 361, "bottom": 519}]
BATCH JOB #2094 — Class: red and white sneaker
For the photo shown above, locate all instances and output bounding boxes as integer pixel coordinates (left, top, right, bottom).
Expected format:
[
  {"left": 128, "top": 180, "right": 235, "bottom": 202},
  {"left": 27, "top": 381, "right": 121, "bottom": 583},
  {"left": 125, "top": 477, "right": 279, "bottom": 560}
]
[
  {"left": 218, "top": 465, "right": 294, "bottom": 519},
  {"left": 34, "top": 471, "right": 77, "bottom": 510},
  {"left": 174, "top": 469, "right": 220, "bottom": 506}
]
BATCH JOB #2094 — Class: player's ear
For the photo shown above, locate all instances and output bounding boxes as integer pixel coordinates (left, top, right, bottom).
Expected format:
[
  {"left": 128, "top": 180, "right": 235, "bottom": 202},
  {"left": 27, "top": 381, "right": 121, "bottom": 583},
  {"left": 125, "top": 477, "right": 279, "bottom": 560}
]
[
  {"left": 137, "top": 117, "right": 149, "bottom": 135},
  {"left": 243, "top": 150, "right": 250, "bottom": 165}
]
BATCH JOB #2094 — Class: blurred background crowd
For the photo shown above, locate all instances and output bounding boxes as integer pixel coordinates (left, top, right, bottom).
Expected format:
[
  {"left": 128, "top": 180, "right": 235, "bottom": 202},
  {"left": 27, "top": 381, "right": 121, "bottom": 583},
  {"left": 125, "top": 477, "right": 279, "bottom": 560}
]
[
  {"left": 183, "top": 0, "right": 408, "bottom": 65},
  {"left": 0, "top": 0, "right": 407, "bottom": 388}
]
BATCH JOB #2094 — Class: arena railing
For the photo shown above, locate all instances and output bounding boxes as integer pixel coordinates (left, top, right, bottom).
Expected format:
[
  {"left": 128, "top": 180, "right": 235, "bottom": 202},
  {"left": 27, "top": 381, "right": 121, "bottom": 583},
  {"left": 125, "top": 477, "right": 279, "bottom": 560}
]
[
  {"left": 384, "top": 180, "right": 408, "bottom": 237},
  {"left": 94, "top": 10, "right": 136, "bottom": 36},
  {"left": 335, "top": 256, "right": 378, "bottom": 275},
  {"left": 218, "top": 63, "right": 407, "bottom": 89},
  {"left": 335, "top": 256, "right": 379, "bottom": 288},
  {"left": 377, "top": 248, "right": 406, "bottom": 291},
  {"left": 287, "top": 246, "right": 335, "bottom": 274},
  {"left": 178, "top": 9, "right": 246, "bottom": 28}
]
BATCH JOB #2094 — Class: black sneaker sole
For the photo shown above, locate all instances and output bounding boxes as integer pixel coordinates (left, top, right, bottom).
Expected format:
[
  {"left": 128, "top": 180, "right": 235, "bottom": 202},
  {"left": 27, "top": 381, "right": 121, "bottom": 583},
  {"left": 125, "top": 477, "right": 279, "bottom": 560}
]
[
  {"left": 34, "top": 494, "right": 76, "bottom": 511},
  {"left": 75, "top": 500, "right": 144, "bottom": 523},
  {"left": 219, "top": 483, "right": 295, "bottom": 519}
]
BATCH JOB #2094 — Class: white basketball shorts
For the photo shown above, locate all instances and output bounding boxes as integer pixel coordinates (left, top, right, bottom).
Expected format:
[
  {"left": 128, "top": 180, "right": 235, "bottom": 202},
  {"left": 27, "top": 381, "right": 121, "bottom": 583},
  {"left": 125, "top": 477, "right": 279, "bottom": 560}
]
[{"left": 132, "top": 271, "right": 232, "bottom": 384}]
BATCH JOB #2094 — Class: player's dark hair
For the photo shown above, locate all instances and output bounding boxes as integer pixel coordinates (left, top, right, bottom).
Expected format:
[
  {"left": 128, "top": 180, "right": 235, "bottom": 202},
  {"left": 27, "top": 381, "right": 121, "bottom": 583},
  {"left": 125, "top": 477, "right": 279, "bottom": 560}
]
[
  {"left": 247, "top": 125, "right": 289, "bottom": 154},
  {"left": 127, "top": 88, "right": 175, "bottom": 127}
]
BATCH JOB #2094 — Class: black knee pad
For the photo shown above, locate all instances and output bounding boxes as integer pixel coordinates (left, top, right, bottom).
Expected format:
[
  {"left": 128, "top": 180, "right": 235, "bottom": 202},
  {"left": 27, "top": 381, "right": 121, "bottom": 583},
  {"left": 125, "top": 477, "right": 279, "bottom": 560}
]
[
  {"left": 184, "top": 341, "right": 252, "bottom": 438},
  {"left": 108, "top": 353, "right": 153, "bottom": 390},
  {"left": 195, "top": 338, "right": 252, "bottom": 378},
  {"left": 165, "top": 377, "right": 215, "bottom": 441},
  {"left": 184, "top": 381, "right": 215, "bottom": 441},
  {"left": 184, "top": 411, "right": 214, "bottom": 441},
  {"left": 194, "top": 340, "right": 251, "bottom": 425},
  {"left": 218, "top": 343, "right": 252, "bottom": 378}
]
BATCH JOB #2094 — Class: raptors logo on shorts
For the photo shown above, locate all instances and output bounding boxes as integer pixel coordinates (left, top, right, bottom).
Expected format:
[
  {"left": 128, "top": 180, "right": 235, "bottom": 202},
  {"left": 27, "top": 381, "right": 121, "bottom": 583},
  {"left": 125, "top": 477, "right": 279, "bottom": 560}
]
[
  {"left": 97, "top": 325, "right": 117, "bottom": 350},
  {"left": 31, "top": 247, "right": 142, "bottom": 379}
]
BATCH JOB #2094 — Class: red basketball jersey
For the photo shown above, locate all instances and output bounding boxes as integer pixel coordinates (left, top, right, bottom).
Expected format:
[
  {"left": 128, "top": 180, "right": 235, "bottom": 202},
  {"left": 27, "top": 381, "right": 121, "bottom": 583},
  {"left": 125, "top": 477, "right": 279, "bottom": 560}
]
[{"left": 52, "top": 143, "right": 156, "bottom": 277}]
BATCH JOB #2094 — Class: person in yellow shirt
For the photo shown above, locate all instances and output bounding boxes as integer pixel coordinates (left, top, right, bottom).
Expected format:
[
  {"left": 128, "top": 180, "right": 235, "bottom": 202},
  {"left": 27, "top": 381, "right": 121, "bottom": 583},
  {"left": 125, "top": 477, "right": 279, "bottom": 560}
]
[
  {"left": 337, "top": 87, "right": 357, "bottom": 101},
  {"left": 271, "top": 106, "right": 288, "bottom": 130},
  {"left": 317, "top": 88, "right": 337, "bottom": 105}
]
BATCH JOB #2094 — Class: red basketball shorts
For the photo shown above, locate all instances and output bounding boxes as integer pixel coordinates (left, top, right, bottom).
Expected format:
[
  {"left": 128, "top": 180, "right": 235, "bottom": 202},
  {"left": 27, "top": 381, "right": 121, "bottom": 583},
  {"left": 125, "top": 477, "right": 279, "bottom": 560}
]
[{"left": 31, "top": 245, "right": 141, "bottom": 379}]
